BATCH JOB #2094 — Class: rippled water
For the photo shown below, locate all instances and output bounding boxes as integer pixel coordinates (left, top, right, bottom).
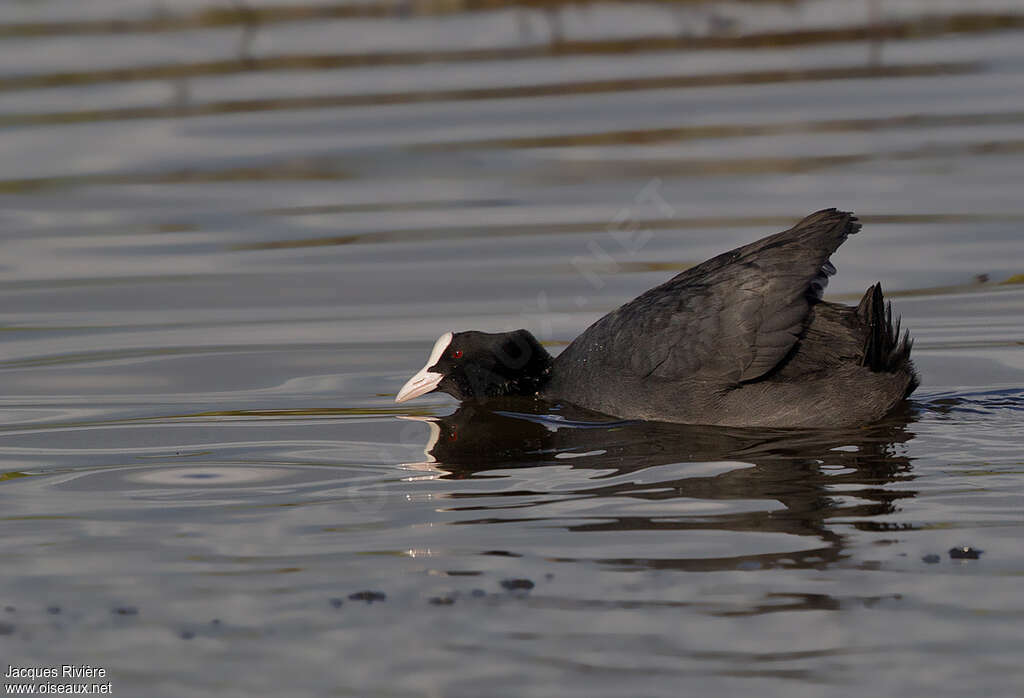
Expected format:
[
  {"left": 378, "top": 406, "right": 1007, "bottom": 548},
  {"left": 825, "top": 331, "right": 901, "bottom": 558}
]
[{"left": 2, "top": 1, "right": 1024, "bottom": 696}]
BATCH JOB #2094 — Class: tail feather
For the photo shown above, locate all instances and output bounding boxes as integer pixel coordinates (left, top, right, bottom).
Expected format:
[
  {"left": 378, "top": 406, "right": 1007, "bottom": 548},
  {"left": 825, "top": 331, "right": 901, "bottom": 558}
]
[{"left": 858, "top": 283, "right": 915, "bottom": 382}]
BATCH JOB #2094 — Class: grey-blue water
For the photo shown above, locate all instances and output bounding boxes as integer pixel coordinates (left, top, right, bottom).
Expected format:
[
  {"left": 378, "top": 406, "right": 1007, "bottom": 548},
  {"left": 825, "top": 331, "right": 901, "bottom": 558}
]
[{"left": 1, "top": 1, "right": 1023, "bottom": 696}]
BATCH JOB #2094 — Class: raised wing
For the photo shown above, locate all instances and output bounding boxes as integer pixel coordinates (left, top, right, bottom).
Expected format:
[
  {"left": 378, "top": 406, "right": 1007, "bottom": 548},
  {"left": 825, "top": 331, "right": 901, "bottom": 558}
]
[{"left": 557, "top": 209, "right": 860, "bottom": 384}]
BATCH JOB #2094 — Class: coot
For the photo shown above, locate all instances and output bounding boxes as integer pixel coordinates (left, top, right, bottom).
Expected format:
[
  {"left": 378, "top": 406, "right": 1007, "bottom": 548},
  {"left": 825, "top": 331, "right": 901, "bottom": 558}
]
[{"left": 396, "top": 209, "right": 918, "bottom": 428}]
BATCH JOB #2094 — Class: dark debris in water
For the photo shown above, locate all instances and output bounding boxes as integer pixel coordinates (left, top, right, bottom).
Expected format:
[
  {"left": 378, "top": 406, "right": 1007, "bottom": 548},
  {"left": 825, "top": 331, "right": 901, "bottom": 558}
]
[
  {"left": 922, "top": 554, "right": 941, "bottom": 564},
  {"left": 500, "top": 578, "right": 535, "bottom": 592},
  {"left": 429, "top": 596, "right": 456, "bottom": 606},
  {"left": 46, "top": 605, "right": 61, "bottom": 615},
  {"left": 329, "top": 597, "right": 344, "bottom": 609},
  {"left": 112, "top": 606, "right": 139, "bottom": 616},
  {"left": 180, "top": 630, "right": 195, "bottom": 640},
  {"left": 861, "top": 593, "right": 901, "bottom": 609},
  {"left": 348, "top": 590, "right": 387, "bottom": 604},
  {"left": 3, "top": 606, "right": 14, "bottom": 613},
  {"left": 949, "top": 546, "right": 983, "bottom": 560}
]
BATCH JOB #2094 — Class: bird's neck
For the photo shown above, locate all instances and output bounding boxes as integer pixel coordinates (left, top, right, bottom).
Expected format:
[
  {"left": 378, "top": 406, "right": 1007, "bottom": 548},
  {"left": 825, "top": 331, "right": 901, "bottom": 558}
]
[
  {"left": 488, "top": 330, "right": 554, "bottom": 398},
  {"left": 503, "top": 360, "right": 553, "bottom": 397}
]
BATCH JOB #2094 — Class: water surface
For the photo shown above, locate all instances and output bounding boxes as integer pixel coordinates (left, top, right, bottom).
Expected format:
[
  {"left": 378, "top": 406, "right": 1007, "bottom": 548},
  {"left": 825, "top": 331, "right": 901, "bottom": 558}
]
[{"left": 1, "top": 1, "right": 1023, "bottom": 696}]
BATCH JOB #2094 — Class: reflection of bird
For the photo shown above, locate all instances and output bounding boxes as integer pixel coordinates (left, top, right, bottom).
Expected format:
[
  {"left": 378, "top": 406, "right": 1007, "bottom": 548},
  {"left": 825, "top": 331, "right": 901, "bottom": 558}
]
[
  {"left": 403, "top": 398, "right": 915, "bottom": 474},
  {"left": 399, "top": 401, "right": 917, "bottom": 571},
  {"left": 397, "top": 210, "right": 918, "bottom": 428}
]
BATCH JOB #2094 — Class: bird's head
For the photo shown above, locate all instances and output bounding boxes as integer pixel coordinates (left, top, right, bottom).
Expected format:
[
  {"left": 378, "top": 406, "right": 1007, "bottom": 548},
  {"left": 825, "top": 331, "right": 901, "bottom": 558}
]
[{"left": 395, "top": 330, "right": 552, "bottom": 403}]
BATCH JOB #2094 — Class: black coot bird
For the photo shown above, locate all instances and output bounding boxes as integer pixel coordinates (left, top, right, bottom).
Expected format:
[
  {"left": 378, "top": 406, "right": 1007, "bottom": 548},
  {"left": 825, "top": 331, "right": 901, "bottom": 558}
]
[{"left": 396, "top": 209, "right": 918, "bottom": 428}]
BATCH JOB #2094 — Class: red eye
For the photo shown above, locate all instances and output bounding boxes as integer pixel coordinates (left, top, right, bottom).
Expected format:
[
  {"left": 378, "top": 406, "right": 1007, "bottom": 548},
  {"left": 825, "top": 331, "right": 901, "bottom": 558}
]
[{"left": 452, "top": 350, "right": 463, "bottom": 359}]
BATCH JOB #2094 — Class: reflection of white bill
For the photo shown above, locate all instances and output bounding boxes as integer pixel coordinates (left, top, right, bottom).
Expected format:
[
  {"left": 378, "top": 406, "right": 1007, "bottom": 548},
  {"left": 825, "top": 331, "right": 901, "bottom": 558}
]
[{"left": 396, "top": 415, "right": 443, "bottom": 475}]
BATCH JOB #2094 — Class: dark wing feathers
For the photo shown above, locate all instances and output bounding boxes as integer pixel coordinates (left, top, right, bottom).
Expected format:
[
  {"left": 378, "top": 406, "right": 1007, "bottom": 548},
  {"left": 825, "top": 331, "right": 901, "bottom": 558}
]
[{"left": 562, "top": 208, "right": 860, "bottom": 384}]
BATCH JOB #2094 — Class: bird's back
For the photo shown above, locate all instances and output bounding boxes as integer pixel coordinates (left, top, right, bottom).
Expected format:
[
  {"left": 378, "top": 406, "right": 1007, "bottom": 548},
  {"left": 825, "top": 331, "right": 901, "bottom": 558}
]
[{"left": 545, "top": 209, "right": 917, "bottom": 427}]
